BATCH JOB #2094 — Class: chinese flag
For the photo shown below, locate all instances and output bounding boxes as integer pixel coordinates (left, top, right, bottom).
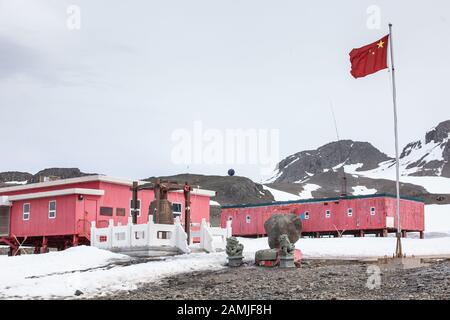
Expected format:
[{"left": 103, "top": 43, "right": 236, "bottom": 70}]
[{"left": 349, "top": 35, "right": 389, "bottom": 78}]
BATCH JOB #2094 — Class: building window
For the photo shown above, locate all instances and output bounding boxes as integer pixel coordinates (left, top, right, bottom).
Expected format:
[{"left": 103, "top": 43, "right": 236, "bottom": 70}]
[
  {"left": 130, "top": 199, "right": 141, "bottom": 217},
  {"left": 116, "top": 208, "right": 126, "bottom": 216},
  {"left": 48, "top": 201, "right": 56, "bottom": 219},
  {"left": 23, "top": 203, "right": 30, "bottom": 221},
  {"left": 246, "top": 215, "right": 251, "bottom": 224},
  {"left": 325, "top": 210, "right": 331, "bottom": 218},
  {"left": 172, "top": 202, "right": 182, "bottom": 217},
  {"left": 100, "top": 207, "right": 113, "bottom": 216},
  {"left": 347, "top": 208, "right": 353, "bottom": 217},
  {"left": 304, "top": 211, "right": 310, "bottom": 220},
  {"left": 370, "top": 207, "right": 376, "bottom": 216}
]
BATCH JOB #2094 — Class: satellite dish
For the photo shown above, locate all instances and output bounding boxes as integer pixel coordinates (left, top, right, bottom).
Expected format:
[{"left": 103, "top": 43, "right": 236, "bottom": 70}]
[{"left": 227, "top": 169, "right": 235, "bottom": 176}]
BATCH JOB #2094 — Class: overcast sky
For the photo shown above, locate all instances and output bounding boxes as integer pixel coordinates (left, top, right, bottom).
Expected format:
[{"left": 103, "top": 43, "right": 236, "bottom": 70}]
[{"left": 1, "top": 0, "right": 449, "bottom": 182}]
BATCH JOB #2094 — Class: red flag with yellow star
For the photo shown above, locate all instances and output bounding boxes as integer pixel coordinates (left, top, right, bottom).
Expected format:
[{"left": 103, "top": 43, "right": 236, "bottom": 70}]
[{"left": 349, "top": 35, "right": 389, "bottom": 78}]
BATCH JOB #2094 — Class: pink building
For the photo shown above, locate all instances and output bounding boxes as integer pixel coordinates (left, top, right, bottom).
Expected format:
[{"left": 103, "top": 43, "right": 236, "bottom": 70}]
[
  {"left": 221, "top": 194, "right": 425, "bottom": 238},
  {"left": 0, "top": 176, "right": 215, "bottom": 255}
]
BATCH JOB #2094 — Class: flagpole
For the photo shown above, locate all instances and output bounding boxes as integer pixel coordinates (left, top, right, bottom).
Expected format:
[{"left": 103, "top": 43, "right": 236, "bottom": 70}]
[{"left": 389, "top": 23, "right": 402, "bottom": 258}]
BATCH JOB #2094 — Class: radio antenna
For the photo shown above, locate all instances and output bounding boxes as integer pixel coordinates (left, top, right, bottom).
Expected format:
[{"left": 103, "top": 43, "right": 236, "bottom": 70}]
[{"left": 329, "top": 100, "right": 347, "bottom": 197}]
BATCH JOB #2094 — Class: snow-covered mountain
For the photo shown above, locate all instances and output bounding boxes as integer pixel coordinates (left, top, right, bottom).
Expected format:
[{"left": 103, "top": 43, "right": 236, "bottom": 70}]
[
  {"left": 392, "top": 119, "right": 449, "bottom": 177},
  {"left": 266, "top": 120, "right": 450, "bottom": 203},
  {"left": 267, "top": 140, "right": 392, "bottom": 184}
]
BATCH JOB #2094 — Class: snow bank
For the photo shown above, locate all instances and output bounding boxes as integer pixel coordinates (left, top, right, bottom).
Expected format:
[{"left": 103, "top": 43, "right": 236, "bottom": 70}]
[
  {"left": 0, "top": 247, "right": 226, "bottom": 299},
  {"left": 263, "top": 185, "right": 301, "bottom": 201},
  {"left": 298, "top": 184, "right": 321, "bottom": 199},
  {"left": 425, "top": 204, "right": 450, "bottom": 233},
  {"left": 352, "top": 185, "right": 377, "bottom": 196},
  {"left": 345, "top": 163, "right": 450, "bottom": 194},
  {"left": 4, "top": 180, "right": 28, "bottom": 185},
  {"left": 0, "top": 246, "right": 129, "bottom": 280},
  {"left": 210, "top": 200, "right": 221, "bottom": 206},
  {"left": 238, "top": 236, "right": 450, "bottom": 259}
]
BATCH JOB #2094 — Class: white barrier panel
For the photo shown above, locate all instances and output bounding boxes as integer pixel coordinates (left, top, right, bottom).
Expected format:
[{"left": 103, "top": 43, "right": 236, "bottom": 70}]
[
  {"left": 90, "top": 216, "right": 190, "bottom": 254},
  {"left": 196, "top": 219, "right": 232, "bottom": 253},
  {"left": 91, "top": 216, "right": 231, "bottom": 254}
]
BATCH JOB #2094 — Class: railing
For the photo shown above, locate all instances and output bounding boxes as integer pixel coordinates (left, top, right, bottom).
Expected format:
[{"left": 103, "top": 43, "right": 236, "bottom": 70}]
[
  {"left": 90, "top": 215, "right": 190, "bottom": 253},
  {"left": 191, "top": 219, "right": 232, "bottom": 253},
  {"left": 91, "top": 217, "right": 232, "bottom": 254}
]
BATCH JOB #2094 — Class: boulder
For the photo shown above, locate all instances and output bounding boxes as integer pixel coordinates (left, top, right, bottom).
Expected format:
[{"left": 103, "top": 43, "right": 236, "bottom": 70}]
[
  {"left": 264, "top": 214, "right": 302, "bottom": 249},
  {"left": 255, "top": 248, "right": 278, "bottom": 262}
]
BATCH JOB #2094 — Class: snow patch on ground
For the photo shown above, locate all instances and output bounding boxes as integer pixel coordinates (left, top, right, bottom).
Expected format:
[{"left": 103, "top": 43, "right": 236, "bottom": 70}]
[
  {"left": 263, "top": 185, "right": 301, "bottom": 201},
  {"left": 351, "top": 185, "right": 377, "bottom": 196},
  {"left": 398, "top": 138, "right": 445, "bottom": 175},
  {"left": 0, "top": 247, "right": 226, "bottom": 299},
  {"left": 4, "top": 181, "right": 28, "bottom": 185},
  {"left": 264, "top": 168, "right": 282, "bottom": 184},
  {"left": 425, "top": 204, "right": 450, "bottom": 233},
  {"left": 343, "top": 163, "right": 364, "bottom": 173},
  {"left": 298, "top": 184, "right": 321, "bottom": 199},
  {"left": 284, "top": 157, "right": 299, "bottom": 169},
  {"left": 210, "top": 200, "right": 221, "bottom": 206},
  {"left": 345, "top": 162, "right": 450, "bottom": 194},
  {"left": 238, "top": 236, "right": 450, "bottom": 259}
]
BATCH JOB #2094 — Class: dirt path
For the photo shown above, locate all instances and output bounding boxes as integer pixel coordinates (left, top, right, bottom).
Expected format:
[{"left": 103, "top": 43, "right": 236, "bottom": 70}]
[{"left": 98, "top": 259, "right": 450, "bottom": 300}]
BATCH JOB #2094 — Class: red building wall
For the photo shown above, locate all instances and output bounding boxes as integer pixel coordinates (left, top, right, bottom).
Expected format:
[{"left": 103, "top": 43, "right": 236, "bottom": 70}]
[
  {"left": 385, "top": 197, "right": 425, "bottom": 231},
  {"left": 10, "top": 195, "right": 78, "bottom": 237},
  {"left": 221, "top": 195, "right": 424, "bottom": 237},
  {"left": 76, "top": 182, "right": 211, "bottom": 228},
  {"left": 1, "top": 179, "right": 211, "bottom": 241}
]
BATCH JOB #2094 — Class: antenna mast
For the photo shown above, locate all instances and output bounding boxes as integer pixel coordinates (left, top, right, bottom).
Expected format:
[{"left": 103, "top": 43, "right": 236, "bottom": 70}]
[{"left": 330, "top": 101, "right": 347, "bottom": 197}]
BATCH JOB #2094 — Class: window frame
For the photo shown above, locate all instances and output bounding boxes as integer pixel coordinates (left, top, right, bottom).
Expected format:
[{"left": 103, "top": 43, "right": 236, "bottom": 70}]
[
  {"left": 347, "top": 208, "right": 353, "bottom": 217},
  {"left": 99, "top": 206, "right": 113, "bottom": 216},
  {"left": 48, "top": 200, "right": 57, "bottom": 219},
  {"left": 172, "top": 202, "right": 182, "bottom": 217},
  {"left": 23, "top": 203, "right": 30, "bottom": 221},
  {"left": 116, "top": 207, "right": 126, "bottom": 217}
]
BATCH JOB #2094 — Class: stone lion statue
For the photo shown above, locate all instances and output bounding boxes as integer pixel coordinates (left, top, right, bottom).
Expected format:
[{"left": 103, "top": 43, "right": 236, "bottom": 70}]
[
  {"left": 279, "top": 234, "right": 295, "bottom": 256},
  {"left": 226, "top": 237, "right": 244, "bottom": 257}
]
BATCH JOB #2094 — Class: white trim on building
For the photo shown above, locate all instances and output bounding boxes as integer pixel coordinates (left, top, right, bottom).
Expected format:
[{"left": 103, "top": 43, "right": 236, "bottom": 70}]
[
  {"left": 0, "top": 175, "right": 216, "bottom": 197},
  {"left": 0, "top": 196, "right": 11, "bottom": 206}
]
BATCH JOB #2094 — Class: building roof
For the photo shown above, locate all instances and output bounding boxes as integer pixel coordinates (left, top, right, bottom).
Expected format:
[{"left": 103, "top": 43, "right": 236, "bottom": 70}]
[
  {"left": 6, "top": 188, "right": 105, "bottom": 201},
  {"left": 221, "top": 193, "right": 424, "bottom": 209},
  {"left": 0, "top": 175, "right": 216, "bottom": 197}
]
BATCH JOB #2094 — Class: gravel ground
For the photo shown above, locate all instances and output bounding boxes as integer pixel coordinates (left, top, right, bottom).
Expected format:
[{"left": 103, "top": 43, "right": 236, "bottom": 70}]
[{"left": 98, "top": 259, "right": 450, "bottom": 300}]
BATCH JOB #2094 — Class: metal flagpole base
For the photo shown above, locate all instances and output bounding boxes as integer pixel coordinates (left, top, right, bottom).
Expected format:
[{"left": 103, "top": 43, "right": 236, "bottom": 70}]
[
  {"left": 395, "top": 233, "right": 403, "bottom": 258},
  {"left": 378, "top": 256, "right": 423, "bottom": 271}
]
